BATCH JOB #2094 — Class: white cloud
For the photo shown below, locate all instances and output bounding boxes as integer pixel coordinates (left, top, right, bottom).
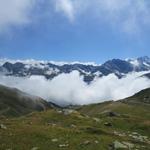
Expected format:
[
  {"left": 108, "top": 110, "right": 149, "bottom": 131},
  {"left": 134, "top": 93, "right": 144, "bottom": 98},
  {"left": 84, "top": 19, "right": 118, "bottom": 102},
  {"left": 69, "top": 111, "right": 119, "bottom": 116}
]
[
  {"left": 97, "top": 0, "right": 150, "bottom": 34},
  {"left": 54, "top": 0, "right": 88, "bottom": 23},
  {"left": 53, "top": 0, "right": 150, "bottom": 34},
  {"left": 0, "top": 0, "right": 149, "bottom": 34},
  {"left": 0, "top": 0, "right": 35, "bottom": 32},
  {"left": 0, "top": 71, "right": 149, "bottom": 106},
  {"left": 55, "top": 0, "right": 75, "bottom": 22}
]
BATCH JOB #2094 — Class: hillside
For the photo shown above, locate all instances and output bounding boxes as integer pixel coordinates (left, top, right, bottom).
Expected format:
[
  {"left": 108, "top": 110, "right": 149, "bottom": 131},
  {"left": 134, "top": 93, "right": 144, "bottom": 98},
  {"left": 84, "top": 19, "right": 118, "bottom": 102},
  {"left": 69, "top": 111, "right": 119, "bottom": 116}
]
[
  {"left": 122, "top": 88, "right": 150, "bottom": 104},
  {"left": 0, "top": 84, "right": 53, "bottom": 117},
  {"left": 0, "top": 88, "right": 150, "bottom": 149}
]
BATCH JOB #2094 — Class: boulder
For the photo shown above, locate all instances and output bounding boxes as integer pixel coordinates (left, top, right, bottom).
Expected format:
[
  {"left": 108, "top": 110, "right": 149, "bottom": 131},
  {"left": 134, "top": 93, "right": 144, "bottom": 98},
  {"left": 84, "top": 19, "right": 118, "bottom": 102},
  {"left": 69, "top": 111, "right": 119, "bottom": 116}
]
[
  {"left": 94, "top": 140, "right": 99, "bottom": 144},
  {"left": 113, "top": 131, "right": 126, "bottom": 137},
  {"left": 59, "top": 144, "right": 69, "bottom": 148},
  {"left": 122, "top": 142, "right": 134, "bottom": 149},
  {"left": 31, "top": 147, "right": 39, "bottom": 150},
  {"left": 108, "top": 112, "right": 119, "bottom": 117},
  {"left": 83, "top": 140, "right": 91, "bottom": 145},
  {"left": 51, "top": 138, "right": 58, "bottom": 142},
  {"left": 113, "top": 141, "right": 128, "bottom": 149},
  {"left": 70, "top": 124, "right": 77, "bottom": 128},
  {"left": 104, "top": 122, "right": 112, "bottom": 127},
  {"left": 112, "top": 141, "right": 134, "bottom": 149},
  {"left": 0, "top": 124, "right": 7, "bottom": 130},
  {"left": 63, "top": 109, "right": 74, "bottom": 115},
  {"left": 93, "top": 118, "right": 101, "bottom": 123}
]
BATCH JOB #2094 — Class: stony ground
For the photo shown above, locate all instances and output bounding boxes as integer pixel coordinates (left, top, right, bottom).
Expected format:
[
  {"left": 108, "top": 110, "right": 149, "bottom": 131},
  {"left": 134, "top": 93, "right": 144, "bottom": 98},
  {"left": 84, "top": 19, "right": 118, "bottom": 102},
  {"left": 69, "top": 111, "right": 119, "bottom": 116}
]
[{"left": 0, "top": 100, "right": 150, "bottom": 150}]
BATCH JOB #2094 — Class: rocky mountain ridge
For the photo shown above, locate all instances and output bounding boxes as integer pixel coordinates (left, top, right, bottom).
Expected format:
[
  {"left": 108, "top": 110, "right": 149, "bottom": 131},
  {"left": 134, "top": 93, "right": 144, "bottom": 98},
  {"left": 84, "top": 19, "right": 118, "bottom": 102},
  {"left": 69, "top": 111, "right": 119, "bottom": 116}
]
[{"left": 0, "top": 56, "right": 150, "bottom": 82}]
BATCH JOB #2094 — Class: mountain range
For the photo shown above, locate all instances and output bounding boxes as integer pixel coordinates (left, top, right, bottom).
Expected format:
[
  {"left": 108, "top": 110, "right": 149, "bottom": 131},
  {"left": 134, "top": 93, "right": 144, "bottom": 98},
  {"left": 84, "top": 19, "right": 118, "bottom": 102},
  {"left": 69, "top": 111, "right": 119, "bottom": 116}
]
[{"left": 0, "top": 56, "right": 150, "bottom": 83}]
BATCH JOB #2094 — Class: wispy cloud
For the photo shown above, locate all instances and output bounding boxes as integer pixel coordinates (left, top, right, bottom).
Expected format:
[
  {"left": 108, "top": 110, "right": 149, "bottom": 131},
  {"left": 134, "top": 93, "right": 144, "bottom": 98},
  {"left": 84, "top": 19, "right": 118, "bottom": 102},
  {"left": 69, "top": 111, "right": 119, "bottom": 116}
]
[
  {"left": 0, "top": 0, "right": 35, "bottom": 33},
  {"left": 53, "top": 0, "right": 150, "bottom": 34},
  {"left": 55, "top": 0, "right": 75, "bottom": 22},
  {"left": 0, "top": 0, "right": 150, "bottom": 35},
  {"left": 97, "top": 0, "right": 150, "bottom": 34}
]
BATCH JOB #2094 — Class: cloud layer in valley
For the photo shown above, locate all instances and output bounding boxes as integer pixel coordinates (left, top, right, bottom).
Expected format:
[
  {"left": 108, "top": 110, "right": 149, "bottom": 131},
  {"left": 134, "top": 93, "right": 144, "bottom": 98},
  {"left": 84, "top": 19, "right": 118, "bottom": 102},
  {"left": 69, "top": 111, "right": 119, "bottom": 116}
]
[{"left": 0, "top": 71, "right": 149, "bottom": 106}]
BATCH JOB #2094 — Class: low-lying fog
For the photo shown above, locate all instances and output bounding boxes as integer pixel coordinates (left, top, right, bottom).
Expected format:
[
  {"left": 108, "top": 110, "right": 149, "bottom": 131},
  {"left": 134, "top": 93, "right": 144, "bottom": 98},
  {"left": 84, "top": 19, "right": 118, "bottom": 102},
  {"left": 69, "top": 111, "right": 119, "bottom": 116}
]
[{"left": 0, "top": 71, "right": 150, "bottom": 106}]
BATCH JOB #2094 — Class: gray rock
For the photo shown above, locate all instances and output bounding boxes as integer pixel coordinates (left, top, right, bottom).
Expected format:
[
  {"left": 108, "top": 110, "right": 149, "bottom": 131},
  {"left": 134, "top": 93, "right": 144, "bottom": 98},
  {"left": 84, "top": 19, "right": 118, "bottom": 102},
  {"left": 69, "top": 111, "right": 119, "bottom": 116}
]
[
  {"left": 31, "top": 147, "right": 39, "bottom": 150},
  {"left": 94, "top": 140, "right": 99, "bottom": 144},
  {"left": 113, "top": 141, "right": 128, "bottom": 149},
  {"left": 108, "top": 112, "right": 119, "bottom": 117},
  {"left": 63, "top": 109, "right": 74, "bottom": 115},
  {"left": 0, "top": 124, "right": 7, "bottom": 130},
  {"left": 130, "top": 133, "right": 149, "bottom": 143},
  {"left": 104, "top": 122, "right": 112, "bottom": 127},
  {"left": 113, "top": 131, "right": 126, "bottom": 137},
  {"left": 93, "top": 118, "right": 101, "bottom": 123},
  {"left": 57, "top": 110, "right": 63, "bottom": 114},
  {"left": 70, "top": 124, "right": 77, "bottom": 128},
  {"left": 59, "top": 144, "right": 69, "bottom": 148},
  {"left": 122, "top": 142, "right": 134, "bottom": 149},
  {"left": 83, "top": 140, "right": 91, "bottom": 145},
  {"left": 112, "top": 141, "right": 134, "bottom": 149},
  {"left": 51, "top": 138, "right": 58, "bottom": 142}
]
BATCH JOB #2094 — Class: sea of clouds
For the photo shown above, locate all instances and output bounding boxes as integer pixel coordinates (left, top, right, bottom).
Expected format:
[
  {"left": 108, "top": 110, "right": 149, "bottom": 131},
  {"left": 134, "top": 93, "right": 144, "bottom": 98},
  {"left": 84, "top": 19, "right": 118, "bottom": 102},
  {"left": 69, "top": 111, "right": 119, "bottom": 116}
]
[{"left": 0, "top": 71, "right": 150, "bottom": 106}]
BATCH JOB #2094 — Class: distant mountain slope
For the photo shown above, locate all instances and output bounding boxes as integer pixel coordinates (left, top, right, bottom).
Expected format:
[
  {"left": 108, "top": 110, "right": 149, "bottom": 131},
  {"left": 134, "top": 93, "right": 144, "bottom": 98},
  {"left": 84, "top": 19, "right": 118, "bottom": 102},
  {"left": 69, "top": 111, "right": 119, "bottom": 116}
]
[
  {"left": 0, "top": 56, "right": 150, "bottom": 82},
  {"left": 123, "top": 88, "right": 150, "bottom": 104},
  {"left": 142, "top": 72, "right": 150, "bottom": 79},
  {"left": 77, "top": 88, "right": 150, "bottom": 117},
  {"left": 0, "top": 84, "right": 54, "bottom": 117}
]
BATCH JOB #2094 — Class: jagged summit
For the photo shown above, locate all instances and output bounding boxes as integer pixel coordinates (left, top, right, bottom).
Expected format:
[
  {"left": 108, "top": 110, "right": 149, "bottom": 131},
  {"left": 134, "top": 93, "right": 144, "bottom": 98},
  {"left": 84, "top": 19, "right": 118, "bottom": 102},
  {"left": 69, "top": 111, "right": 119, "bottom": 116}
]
[{"left": 0, "top": 56, "right": 149, "bottom": 82}]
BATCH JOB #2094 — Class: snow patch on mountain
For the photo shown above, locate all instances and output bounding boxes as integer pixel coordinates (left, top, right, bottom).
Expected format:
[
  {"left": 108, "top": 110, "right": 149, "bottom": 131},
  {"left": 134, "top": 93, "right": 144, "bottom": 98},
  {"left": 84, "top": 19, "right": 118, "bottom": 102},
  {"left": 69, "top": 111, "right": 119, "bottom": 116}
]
[
  {"left": 129, "top": 59, "right": 140, "bottom": 67},
  {"left": 0, "top": 58, "right": 99, "bottom": 66},
  {"left": 0, "top": 56, "right": 150, "bottom": 83}
]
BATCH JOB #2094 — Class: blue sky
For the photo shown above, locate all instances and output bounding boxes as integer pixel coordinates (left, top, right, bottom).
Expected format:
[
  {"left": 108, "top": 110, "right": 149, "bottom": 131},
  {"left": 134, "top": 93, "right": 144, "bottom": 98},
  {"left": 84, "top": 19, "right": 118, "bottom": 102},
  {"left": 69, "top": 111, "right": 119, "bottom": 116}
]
[{"left": 0, "top": 0, "right": 150, "bottom": 63}]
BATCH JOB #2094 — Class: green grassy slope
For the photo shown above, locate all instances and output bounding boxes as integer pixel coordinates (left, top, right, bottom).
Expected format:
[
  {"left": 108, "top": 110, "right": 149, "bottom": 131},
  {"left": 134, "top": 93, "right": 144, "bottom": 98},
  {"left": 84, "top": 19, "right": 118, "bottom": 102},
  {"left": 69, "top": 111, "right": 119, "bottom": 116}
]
[
  {"left": 0, "top": 88, "right": 150, "bottom": 150},
  {"left": 123, "top": 88, "right": 150, "bottom": 104},
  {"left": 0, "top": 84, "right": 52, "bottom": 117}
]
